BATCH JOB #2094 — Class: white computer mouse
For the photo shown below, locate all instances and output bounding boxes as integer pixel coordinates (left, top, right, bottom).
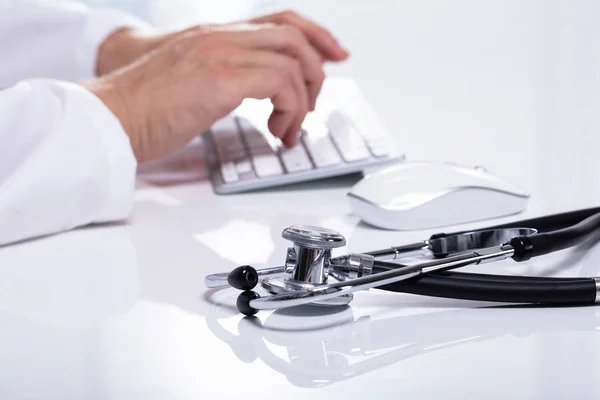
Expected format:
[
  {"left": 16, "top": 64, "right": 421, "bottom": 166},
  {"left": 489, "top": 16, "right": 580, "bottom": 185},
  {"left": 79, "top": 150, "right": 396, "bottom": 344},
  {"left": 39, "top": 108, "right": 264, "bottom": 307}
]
[{"left": 347, "top": 162, "right": 530, "bottom": 230}]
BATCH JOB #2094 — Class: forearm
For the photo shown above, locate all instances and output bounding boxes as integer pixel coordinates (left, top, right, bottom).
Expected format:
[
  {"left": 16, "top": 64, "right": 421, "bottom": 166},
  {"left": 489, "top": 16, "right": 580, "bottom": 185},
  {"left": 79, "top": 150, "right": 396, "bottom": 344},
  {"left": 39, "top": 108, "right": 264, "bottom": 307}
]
[
  {"left": 0, "top": 1, "right": 152, "bottom": 88},
  {"left": 0, "top": 79, "right": 137, "bottom": 246}
]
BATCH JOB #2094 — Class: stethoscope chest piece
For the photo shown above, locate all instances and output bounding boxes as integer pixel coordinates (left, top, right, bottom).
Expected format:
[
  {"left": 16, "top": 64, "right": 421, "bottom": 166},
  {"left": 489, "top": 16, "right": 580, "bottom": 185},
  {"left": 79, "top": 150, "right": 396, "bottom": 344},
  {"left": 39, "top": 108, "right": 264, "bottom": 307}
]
[{"left": 261, "top": 225, "right": 353, "bottom": 306}]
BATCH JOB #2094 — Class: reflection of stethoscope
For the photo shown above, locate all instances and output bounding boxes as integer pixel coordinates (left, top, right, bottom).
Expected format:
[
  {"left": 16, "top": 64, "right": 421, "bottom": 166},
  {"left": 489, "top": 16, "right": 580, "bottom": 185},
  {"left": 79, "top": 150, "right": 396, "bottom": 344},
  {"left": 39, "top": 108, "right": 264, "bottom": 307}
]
[
  {"left": 205, "top": 207, "right": 600, "bottom": 315},
  {"left": 205, "top": 302, "right": 600, "bottom": 388}
]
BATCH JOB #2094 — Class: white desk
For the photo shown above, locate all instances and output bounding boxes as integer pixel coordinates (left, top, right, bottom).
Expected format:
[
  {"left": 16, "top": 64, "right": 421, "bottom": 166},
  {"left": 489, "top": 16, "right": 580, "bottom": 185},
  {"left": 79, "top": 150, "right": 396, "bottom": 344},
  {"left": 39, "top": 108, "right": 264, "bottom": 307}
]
[{"left": 2, "top": 1, "right": 600, "bottom": 398}]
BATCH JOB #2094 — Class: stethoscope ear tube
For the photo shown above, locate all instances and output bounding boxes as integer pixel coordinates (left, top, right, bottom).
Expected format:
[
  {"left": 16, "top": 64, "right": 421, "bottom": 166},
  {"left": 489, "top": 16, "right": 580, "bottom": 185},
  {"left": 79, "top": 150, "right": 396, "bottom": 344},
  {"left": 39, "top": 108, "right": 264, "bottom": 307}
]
[
  {"left": 432, "top": 206, "right": 600, "bottom": 241},
  {"left": 376, "top": 271, "right": 598, "bottom": 305},
  {"left": 509, "top": 211, "right": 600, "bottom": 261},
  {"left": 378, "top": 210, "right": 600, "bottom": 305}
]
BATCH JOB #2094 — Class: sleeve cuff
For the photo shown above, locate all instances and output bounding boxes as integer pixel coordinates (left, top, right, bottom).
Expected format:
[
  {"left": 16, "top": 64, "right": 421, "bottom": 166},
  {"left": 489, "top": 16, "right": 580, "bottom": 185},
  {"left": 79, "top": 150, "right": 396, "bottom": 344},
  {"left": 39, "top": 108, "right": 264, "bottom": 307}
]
[
  {"left": 74, "top": 84, "right": 138, "bottom": 222},
  {"left": 76, "top": 8, "right": 155, "bottom": 81},
  {"left": 42, "top": 80, "right": 138, "bottom": 223}
]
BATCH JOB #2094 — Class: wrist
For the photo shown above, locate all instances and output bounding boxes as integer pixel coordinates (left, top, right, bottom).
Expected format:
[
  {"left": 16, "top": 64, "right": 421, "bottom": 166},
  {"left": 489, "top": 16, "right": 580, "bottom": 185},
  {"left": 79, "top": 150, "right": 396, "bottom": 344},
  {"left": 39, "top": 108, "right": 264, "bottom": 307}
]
[{"left": 83, "top": 79, "right": 143, "bottom": 161}]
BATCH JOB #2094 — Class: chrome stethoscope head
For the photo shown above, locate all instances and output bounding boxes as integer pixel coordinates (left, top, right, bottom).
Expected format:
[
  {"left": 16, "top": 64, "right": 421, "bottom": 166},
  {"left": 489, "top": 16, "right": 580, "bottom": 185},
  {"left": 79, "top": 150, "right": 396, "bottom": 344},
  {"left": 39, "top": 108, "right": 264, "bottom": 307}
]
[
  {"left": 208, "top": 224, "right": 370, "bottom": 307},
  {"left": 211, "top": 225, "right": 353, "bottom": 291},
  {"left": 205, "top": 224, "right": 380, "bottom": 313},
  {"left": 261, "top": 225, "right": 355, "bottom": 307}
]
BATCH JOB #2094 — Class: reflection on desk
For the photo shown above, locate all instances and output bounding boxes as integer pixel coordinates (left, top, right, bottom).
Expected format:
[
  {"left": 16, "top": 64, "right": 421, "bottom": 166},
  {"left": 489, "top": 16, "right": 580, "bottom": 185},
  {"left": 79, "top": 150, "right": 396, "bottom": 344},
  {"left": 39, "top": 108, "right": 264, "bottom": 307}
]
[
  {"left": 0, "top": 228, "right": 140, "bottom": 400},
  {"left": 0, "top": 227, "right": 139, "bottom": 326},
  {"left": 207, "top": 294, "right": 600, "bottom": 390}
]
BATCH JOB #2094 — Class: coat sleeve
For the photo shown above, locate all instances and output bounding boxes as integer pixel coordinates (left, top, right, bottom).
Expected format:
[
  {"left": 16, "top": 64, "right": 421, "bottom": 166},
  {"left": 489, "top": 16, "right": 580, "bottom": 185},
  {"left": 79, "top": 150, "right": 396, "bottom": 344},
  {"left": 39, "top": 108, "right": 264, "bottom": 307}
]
[
  {"left": 0, "top": 0, "right": 153, "bottom": 88},
  {"left": 0, "top": 79, "right": 137, "bottom": 246}
]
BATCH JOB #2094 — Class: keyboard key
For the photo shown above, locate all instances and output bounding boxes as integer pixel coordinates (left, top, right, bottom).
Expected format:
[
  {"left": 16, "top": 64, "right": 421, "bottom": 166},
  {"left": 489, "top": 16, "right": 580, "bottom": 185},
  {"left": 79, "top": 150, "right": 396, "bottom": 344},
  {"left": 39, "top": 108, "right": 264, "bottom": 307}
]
[
  {"left": 302, "top": 114, "right": 342, "bottom": 167},
  {"left": 280, "top": 144, "right": 313, "bottom": 173},
  {"left": 211, "top": 115, "right": 238, "bottom": 136},
  {"left": 327, "top": 78, "right": 381, "bottom": 132},
  {"left": 216, "top": 142, "right": 246, "bottom": 164},
  {"left": 210, "top": 117, "right": 245, "bottom": 163},
  {"left": 352, "top": 119, "right": 390, "bottom": 158},
  {"left": 303, "top": 134, "right": 342, "bottom": 167},
  {"left": 368, "top": 144, "right": 389, "bottom": 158},
  {"left": 361, "top": 133, "right": 389, "bottom": 157},
  {"left": 220, "top": 162, "right": 239, "bottom": 183},
  {"left": 236, "top": 116, "right": 285, "bottom": 177},
  {"left": 253, "top": 154, "right": 284, "bottom": 177},
  {"left": 302, "top": 112, "right": 329, "bottom": 136},
  {"left": 369, "top": 144, "right": 389, "bottom": 158},
  {"left": 235, "top": 158, "right": 254, "bottom": 175},
  {"left": 238, "top": 116, "right": 279, "bottom": 153},
  {"left": 323, "top": 79, "right": 394, "bottom": 158},
  {"left": 325, "top": 111, "right": 371, "bottom": 162}
]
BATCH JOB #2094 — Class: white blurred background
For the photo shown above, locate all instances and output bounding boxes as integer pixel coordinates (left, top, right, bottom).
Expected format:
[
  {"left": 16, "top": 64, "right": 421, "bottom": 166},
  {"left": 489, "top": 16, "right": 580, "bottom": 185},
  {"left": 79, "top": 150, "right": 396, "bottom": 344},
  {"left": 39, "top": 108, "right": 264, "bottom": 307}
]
[{"left": 78, "top": 0, "right": 279, "bottom": 26}]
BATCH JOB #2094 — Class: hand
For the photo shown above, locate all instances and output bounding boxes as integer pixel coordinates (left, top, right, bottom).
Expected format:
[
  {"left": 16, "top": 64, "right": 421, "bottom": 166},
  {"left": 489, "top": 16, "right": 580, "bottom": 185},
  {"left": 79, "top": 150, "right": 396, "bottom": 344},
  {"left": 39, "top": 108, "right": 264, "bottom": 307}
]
[
  {"left": 97, "top": 11, "right": 349, "bottom": 111},
  {"left": 86, "top": 19, "right": 347, "bottom": 162},
  {"left": 98, "top": 11, "right": 349, "bottom": 75}
]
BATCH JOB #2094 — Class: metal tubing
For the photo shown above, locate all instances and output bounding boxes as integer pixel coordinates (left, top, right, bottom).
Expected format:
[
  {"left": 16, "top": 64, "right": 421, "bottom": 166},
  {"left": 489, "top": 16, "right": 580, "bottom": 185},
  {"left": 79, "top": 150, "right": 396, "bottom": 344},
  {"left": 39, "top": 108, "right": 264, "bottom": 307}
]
[{"left": 249, "top": 245, "right": 515, "bottom": 311}]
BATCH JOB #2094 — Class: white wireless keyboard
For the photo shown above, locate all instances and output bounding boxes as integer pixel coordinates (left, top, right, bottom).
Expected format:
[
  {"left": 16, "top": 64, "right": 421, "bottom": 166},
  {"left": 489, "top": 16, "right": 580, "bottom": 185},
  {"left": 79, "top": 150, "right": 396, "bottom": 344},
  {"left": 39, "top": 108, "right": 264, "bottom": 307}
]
[{"left": 204, "top": 77, "right": 403, "bottom": 194}]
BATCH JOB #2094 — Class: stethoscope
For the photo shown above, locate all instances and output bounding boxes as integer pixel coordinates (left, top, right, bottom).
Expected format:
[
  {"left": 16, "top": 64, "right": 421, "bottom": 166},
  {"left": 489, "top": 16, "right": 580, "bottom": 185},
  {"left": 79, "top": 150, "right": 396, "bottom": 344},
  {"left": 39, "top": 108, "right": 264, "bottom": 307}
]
[{"left": 205, "top": 207, "right": 600, "bottom": 315}]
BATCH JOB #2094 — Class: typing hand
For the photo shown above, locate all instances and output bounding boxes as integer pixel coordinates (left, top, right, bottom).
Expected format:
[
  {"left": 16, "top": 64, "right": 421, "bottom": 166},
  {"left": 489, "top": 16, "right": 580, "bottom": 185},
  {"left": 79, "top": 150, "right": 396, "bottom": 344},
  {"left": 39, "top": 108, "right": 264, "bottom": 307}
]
[{"left": 86, "top": 13, "right": 348, "bottom": 162}]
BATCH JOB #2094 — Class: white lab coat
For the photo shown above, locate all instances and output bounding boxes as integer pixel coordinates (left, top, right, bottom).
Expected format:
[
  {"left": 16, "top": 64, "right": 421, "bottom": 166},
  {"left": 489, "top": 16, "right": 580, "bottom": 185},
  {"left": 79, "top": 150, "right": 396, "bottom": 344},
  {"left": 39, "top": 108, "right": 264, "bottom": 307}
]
[{"left": 0, "top": 1, "right": 151, "bottom": 246}]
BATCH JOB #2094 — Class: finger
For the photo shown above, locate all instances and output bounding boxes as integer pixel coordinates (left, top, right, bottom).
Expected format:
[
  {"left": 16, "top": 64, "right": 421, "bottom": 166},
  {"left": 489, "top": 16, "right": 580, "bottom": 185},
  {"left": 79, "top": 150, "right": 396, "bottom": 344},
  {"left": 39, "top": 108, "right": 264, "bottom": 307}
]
[
  {"left": 271, "top": 73, "right": 305, "bottom": 147},
  {"left": 223, "top": 49, "right": 309, "bottom": 145},
  {"left": 213, "top": 25, "right": 324, "bottom": 111},
  {"left": 269, "top": 109, "right": 297, "bottom": 147},
  {"left": 275, "top": 58, "right": 308, "bottom": 147},
  {"left": 250, "top": 10, "right": 349, "bottom": 62},
  {"left": 227, "top": 26, "right": 322, "bottom": 111},
  {"left": 234, "top": 66, "right": 301, "bottom": 142}
]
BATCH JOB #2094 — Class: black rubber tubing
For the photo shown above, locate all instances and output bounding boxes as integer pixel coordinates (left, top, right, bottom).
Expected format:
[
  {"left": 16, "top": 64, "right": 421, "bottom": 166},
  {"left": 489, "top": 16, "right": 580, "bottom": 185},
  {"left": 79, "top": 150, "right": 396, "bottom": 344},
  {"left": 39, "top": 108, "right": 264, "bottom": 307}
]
[
  {"left": 510, "top": 211, "right": 600, "bottom": 261},
  {"left": 374, "top": 208, "right": 600, "bottom": 304},
  {"left": 375, "top": 269, "right": 589, "bottom": 284},
  {"left": 376, "top": 271, "right": 597, "bottom": 304}
]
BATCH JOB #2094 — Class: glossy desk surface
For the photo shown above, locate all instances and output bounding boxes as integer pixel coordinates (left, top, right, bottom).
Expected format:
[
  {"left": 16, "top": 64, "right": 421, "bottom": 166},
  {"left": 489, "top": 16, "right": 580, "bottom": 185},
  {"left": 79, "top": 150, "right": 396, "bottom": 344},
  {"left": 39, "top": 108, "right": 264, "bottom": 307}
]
[{"left": 3, "top": 1, "right": 600, "bottom": 399}]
